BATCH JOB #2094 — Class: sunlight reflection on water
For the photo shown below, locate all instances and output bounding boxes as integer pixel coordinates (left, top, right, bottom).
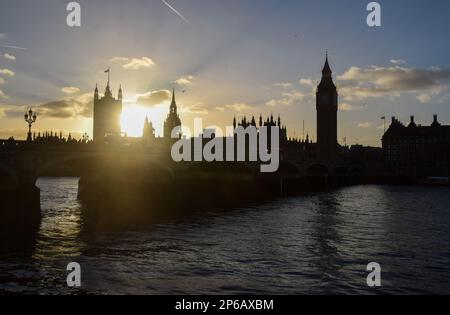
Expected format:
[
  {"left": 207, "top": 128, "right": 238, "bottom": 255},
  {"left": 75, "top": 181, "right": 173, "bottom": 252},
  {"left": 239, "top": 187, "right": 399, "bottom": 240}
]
[{"left": 1, "top": 178, "right": 450, "bottom": 294}]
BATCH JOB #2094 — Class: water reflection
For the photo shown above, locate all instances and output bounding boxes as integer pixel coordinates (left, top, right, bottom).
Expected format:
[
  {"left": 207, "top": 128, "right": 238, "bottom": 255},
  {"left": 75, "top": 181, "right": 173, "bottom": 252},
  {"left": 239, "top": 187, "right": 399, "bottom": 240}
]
[{"left": 1, "top": 178, "right": 450, "bottom": 294}]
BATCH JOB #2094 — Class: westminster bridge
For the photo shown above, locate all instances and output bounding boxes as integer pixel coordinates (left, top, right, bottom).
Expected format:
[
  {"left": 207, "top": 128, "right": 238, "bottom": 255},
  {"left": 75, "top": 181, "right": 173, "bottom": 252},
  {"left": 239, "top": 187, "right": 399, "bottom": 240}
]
[{"left": 0, "top": 139, "right": 376, "bottom": 231}]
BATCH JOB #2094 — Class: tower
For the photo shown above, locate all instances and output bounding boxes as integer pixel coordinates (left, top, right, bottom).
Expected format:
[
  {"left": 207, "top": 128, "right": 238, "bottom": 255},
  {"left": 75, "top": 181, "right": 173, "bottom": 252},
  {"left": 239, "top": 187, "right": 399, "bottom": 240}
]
[
  {"left": 316, "top": 53, "right": 338, "bottom": 163},
  {"left": 93, "top": 78, "right": 123, "bottom": 143},
  {"left": 142, "top": 116, "right": 156, "bottom": 144},
  {"left": 164, "top": 89, "right": 182, "bottom": 139}
]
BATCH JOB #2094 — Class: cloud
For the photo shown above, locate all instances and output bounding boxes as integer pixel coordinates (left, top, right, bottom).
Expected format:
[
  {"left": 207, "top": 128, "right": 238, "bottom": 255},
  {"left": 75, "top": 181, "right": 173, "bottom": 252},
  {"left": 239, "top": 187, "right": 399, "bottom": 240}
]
[
  {"left": 1, "top": 93, "right": 94, "bottom": 119},
  {"left": 62, "top": 86, "right": 81, "bottom": 94},
  {"left": 2, "top": 53, "right": 16, "bottom": 61},
  {"left": 299, "top": 78, "right": 315, "bottom": 87},
  {"left": 266, "top": 90, "right": 305, "bottom": 107},
  {"left": 110, "top": 57, "right": 129, "bottom": 63},
  {"left": 0, "top": 77, "right": 4, "bottom": 85},
  {"left": 111, "top": 57, "right": 155, "bottom": 70},
  {"left": 181, "top": 103, "right": 208, "bottom": 115},
  {"left": 337, "top": 65, "right": 450, "bottom": 100},
  {"left": 137, "top": 90, "right": 171, "bottom": 106},
  {"left": 0, "top": 68, "right": 15, "bottom": 76},
  {"left": 390, "top": 59, "right": 406, "bottom": 65},
  {"left": 220, "top": 103, "right": 251, "bottom": 112},
  {"left": 0, "top": 33, "right": 6, "bottom": 39},
  {"left": 274, "top": 82, "right": 293, "bottom": 89},
  {"left": 34, "top": 93, "right": 93, "bottom": 119},
  {"left": 174, "top": 75, "right": 195, "bottom": 86},
  {"left": 358, "top": 122, "right": 372, "bottom": 128},
  {"left": 0, "top": 90, "right": 7, "bottom": 99},
  {"left": 417, "top": 93, "right": 432, "bottom": 103},
  {"left": 339, "top": 103, "right": 354, "bottom": 111}
]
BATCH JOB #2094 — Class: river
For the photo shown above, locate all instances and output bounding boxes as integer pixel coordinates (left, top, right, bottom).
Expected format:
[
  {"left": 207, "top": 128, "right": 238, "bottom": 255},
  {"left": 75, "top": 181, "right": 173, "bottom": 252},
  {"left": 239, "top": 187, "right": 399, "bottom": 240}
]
[{"left": 1, "top": 177, "right": 449, "bottom": 294}]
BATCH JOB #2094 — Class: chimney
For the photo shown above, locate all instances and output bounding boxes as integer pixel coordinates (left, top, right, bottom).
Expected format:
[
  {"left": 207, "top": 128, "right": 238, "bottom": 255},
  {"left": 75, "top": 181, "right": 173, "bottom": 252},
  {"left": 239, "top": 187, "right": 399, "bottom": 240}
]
[
  {"left": 434, "top": 114, "right": 438, "bottom": 123},
  {"left": 410, "top": 116, "right": 415, "bottom": 124},
  {"left": 391, "top": 116, "right": 396, "bottom": 123}
]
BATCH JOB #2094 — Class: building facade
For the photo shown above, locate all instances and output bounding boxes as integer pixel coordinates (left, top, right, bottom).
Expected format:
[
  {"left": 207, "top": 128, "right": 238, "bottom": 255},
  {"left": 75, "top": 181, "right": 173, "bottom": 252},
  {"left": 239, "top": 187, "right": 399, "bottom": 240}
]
[
  {"left": 383, "top": 115, "right": 450, "bottom": 176},
  {"left": 93, "top": 81, "right": 123, "bottom": 143}
]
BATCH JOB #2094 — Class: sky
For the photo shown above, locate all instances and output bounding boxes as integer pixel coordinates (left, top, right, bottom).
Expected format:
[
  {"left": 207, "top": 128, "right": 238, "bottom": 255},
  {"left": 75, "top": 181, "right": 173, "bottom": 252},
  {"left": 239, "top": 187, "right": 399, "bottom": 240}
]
[{"left": 1, "top": 0, "right": 450, "bottom": 146}]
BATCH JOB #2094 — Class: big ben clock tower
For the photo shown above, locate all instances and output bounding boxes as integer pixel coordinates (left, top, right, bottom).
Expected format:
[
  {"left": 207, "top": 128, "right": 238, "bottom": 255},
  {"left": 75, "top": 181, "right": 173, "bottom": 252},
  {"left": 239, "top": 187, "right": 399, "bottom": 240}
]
[{"left": 316, "top": 53, "right": 338, "bottom": 163}]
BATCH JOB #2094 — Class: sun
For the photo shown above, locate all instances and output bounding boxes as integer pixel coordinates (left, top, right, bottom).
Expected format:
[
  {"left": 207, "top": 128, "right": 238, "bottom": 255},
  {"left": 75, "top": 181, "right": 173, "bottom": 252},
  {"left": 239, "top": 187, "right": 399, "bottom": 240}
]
[{"left": 121, "top": 104, "right": 167, "bottom": 137}]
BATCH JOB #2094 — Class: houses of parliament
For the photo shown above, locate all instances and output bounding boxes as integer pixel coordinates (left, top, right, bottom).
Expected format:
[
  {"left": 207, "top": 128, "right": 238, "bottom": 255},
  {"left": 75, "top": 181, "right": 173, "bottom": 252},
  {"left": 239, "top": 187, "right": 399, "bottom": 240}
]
[{"left": 92, "top": 53, "right": 340, "bottom": 165}]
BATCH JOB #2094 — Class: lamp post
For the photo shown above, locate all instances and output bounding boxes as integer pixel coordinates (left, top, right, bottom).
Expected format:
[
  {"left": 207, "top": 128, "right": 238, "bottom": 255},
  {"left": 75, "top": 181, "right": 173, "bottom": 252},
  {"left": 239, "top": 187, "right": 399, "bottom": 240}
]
[{"left": 24, "top": 108, "right": 37, "bottom": 142}]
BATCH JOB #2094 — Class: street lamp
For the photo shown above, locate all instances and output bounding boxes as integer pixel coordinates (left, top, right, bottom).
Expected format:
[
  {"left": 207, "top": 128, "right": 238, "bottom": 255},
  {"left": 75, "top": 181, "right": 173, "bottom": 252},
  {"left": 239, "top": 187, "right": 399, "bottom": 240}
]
[{"left": 24, "top": 108, "right": 37, "bottom": 142}]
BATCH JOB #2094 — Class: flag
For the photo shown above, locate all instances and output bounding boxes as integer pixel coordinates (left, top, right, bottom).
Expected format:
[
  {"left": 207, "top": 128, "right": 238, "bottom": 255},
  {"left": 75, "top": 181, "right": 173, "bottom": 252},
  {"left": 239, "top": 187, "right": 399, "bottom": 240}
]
[
  {"left": 104, "top": 68, "right": 110, "bottom": 73},
  {"left": 381, "top": 116, "right": 386, "bottom": 120}
]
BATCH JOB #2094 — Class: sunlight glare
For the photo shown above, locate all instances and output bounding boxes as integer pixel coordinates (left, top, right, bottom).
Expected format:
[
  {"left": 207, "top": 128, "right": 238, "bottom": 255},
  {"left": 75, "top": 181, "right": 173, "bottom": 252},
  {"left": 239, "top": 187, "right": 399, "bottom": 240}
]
[{"left": 121, "top": 104, "right": 167, "bottom": 137}]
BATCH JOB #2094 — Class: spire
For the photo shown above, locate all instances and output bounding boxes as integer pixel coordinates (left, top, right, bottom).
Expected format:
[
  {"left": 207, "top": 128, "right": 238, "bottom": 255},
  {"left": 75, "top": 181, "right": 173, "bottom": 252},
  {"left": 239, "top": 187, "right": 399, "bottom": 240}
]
[
  {"left": 104, "top": 68, "right": 112, "bottom": 97},
  {"left": 118, "top": 84, "right": 123, "bottom": 101},
  {"left": 322, "top": 51, "right": 332, "bottom": 78},
  {"left": 105, "top": 82, "right": 112, "bottom": 98},
  {"left": 170, "top": 88, "right": 177, "bottom": 115},
  {"left": 94, "top": 84, "right": 99, "bottom": 100}
]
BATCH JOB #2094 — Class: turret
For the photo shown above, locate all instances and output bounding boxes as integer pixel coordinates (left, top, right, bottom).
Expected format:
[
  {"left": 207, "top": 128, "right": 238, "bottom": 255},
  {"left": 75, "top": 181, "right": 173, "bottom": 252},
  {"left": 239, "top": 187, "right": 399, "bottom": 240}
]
[
  {"left": 432, "top": 114, "right": 441, "bottom": 127},
  {"left": 94, "top": 84, "right": 99, "bottom": 101},
  {"left": 118, "top": 85, "right": 123, "bottom": 101},
  {"left": 408, "top": 115, "right": 417, "bottom": 128}
]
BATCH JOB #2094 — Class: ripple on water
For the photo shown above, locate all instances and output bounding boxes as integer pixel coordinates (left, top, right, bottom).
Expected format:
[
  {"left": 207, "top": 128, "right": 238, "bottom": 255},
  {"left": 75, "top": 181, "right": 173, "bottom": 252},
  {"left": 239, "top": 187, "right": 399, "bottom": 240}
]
[{"left": 1, "top": 179, "right": 450, "bottom": 294}]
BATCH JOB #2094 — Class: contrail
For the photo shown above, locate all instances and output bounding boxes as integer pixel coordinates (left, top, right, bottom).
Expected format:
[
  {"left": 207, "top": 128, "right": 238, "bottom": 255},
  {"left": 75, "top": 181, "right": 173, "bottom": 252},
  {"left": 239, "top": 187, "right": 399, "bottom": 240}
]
[
  {"left": 0, "top": 44, "right": 27, "bottom": 50},
  {"left": 161, "top": 0, "right": 190, "bottom": 25}
]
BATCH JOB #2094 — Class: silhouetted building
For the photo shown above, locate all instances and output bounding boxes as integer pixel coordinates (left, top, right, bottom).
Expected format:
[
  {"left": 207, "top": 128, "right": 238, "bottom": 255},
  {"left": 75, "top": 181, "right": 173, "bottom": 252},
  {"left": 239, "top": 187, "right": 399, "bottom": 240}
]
[
  {"left": 316, "top": 53, "right": 338, "bottom": 163},
  {"left": 164, "top": 89, "right": 182, "bottom": 139},
  {"left": 233, "top": 114, "right": 288, "bottom": 142},
  {"left": 383, "top": 115, "right": 450, "bottom": 176},
  {"left": 142, "top": 116, "right": 156, "bottom": 145},
  {"left": 93, "top": 80, "right": 123, "bottom": 143}
]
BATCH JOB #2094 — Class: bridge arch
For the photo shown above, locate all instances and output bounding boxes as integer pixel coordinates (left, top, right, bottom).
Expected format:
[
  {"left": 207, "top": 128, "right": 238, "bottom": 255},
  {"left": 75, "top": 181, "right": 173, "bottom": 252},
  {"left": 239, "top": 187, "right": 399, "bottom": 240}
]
[
  {"left": 306, "top": 164, "right": 330, "bottom": 177},
  {"left": 277, "top": 161, "right": 301, "bottom": 176}
]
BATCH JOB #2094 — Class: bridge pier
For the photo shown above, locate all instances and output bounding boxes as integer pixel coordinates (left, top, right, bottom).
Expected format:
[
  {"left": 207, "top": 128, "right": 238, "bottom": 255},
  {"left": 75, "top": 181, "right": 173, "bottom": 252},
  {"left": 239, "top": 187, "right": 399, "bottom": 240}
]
[
  {"left": 0, "top": 185, "right": 41, "bottom": 233},
  {"left": 0, "top": 150, "right": 41, "bottom": 233}
]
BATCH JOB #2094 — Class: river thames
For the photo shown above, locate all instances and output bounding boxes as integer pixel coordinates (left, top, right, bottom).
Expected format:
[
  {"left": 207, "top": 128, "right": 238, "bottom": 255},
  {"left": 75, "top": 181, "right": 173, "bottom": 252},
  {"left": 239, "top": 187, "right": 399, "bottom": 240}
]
[{"left": 1, "top": 177, "right": 450, "bottom": 294}]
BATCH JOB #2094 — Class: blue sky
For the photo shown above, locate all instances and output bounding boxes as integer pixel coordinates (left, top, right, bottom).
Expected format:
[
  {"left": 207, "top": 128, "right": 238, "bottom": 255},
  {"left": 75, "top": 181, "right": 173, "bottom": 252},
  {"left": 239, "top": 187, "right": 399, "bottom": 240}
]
[{"left": 1, "top": 0, "right": 450, "bottom": 145}]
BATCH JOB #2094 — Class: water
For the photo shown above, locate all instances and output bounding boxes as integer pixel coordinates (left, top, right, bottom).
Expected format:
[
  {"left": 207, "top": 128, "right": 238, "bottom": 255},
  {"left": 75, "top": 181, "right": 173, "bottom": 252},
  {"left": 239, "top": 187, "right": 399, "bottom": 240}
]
[{"left": 1, "top": 177, "right": 450, "bottom": 294}]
